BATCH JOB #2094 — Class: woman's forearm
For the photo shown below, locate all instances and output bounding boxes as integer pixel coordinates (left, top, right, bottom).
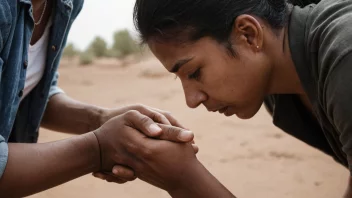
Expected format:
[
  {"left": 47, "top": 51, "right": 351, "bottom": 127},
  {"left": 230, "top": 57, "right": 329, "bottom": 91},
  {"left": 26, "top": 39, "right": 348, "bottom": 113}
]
[{"left": 169, "top": 162, "right": 236, "bottom": 198}]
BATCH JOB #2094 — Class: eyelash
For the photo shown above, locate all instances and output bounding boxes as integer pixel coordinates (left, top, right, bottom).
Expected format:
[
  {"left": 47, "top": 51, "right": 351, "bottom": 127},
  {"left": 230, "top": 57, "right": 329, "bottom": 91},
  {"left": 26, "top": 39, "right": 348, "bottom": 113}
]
[{"left": 188, "top": 68, "right": 201, "bottom": 81}]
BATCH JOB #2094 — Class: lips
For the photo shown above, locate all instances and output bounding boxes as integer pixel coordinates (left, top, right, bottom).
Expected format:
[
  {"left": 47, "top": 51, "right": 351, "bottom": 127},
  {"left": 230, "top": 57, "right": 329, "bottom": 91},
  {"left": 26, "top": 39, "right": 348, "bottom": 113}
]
[
  {"left": 207, "top": 105, "right": 235, "bottom": 117},
  {"left": 207, "top": 106, "right": 228, "bottom": 113}
]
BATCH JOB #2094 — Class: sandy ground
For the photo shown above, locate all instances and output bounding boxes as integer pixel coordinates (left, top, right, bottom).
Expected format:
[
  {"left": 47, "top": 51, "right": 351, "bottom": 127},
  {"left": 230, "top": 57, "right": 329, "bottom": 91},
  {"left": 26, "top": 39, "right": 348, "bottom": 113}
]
[{"left": 29, "top": 57, "right": 348, "bottom": 198}]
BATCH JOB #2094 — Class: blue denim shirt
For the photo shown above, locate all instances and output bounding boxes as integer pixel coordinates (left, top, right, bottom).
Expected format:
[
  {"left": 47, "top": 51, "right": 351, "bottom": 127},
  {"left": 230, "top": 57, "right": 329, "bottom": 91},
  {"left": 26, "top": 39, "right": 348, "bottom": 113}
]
[{"left": 0, "top": 0, "right": 83, "bottom": 178}]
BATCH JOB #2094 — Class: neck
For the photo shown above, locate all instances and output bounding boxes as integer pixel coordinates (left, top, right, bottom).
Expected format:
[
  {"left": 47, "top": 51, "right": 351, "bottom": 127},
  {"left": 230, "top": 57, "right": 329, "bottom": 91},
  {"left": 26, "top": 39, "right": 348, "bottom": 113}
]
[
  {"left": 267, "top": 26, "right": 306, "bottom": 95},
  {"left": 31, "top": 0, "right": 47, "bottom": 12}
]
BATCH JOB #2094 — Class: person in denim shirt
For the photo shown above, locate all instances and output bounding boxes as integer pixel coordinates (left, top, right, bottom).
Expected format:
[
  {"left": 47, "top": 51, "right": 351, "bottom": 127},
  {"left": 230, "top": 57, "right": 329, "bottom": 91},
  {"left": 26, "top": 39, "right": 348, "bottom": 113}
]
[{"left": 0, "top": 0, "right": 197, "bottom": 197}]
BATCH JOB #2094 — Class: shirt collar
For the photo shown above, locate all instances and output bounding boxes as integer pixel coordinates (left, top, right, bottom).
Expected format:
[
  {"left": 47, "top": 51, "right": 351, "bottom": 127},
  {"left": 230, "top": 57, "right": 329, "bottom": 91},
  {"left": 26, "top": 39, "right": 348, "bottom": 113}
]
[
  {"left": 288, "top": 5, "right": 316, "bottom": 103},
  {"left": 18, "top": 0, "right": 73, "bottom": 13}
]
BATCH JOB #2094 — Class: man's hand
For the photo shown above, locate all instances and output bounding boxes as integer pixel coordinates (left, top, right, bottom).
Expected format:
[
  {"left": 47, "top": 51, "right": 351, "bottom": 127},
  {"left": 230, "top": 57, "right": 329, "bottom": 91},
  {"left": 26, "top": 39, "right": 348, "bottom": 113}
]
[
  {"left": 93, "top": 110, "right": 198, "bottom": 183},
  {"left": 93, "top": 104, "right": 198, "bottom": 183},
  {"left": 98, "top": 104, "right": 186, "bottom": 129},
  {"left": 94, "top": 111, "right": 199, "bottom": 189}
]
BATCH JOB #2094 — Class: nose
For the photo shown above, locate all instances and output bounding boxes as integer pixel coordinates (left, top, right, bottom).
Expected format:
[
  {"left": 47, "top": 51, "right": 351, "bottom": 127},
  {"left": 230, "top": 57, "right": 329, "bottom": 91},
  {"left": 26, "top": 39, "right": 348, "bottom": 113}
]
[{"left": 183, "top": 84, "right": 207, "bottom": 109}]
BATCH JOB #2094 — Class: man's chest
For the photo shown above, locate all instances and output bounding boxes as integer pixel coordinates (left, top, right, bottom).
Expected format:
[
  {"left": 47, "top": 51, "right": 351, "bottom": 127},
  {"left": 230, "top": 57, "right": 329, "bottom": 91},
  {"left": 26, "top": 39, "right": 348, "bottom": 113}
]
[{"left": 30, "top": 0, "right": 53, "bottom": 45}]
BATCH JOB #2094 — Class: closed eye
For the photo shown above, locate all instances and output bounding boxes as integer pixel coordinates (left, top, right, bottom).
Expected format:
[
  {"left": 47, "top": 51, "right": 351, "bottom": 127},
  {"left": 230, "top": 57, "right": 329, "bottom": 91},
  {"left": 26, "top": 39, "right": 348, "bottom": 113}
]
[{"left": 188, "top": 68, "right": 201, "bottom": 81}]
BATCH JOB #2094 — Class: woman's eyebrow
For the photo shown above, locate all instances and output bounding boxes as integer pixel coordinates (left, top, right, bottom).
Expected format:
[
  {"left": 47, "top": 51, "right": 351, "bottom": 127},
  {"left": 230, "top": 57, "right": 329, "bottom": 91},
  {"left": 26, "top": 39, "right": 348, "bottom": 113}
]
[{"left": 170, "top": 57, "right": 194, "bottom": 73}]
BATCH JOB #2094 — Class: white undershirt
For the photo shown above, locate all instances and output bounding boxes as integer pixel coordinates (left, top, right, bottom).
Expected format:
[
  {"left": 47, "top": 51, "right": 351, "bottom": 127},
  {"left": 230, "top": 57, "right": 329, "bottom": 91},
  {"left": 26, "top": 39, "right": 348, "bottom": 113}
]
[{"left": 21, "top": 18, "right": 52, "bottom": 101}]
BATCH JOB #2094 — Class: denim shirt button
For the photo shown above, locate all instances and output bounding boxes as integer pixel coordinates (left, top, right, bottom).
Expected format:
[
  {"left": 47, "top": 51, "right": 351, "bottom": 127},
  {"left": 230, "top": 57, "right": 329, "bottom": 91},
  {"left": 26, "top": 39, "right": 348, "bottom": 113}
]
[
  {"left": 51, "top": 45, "right": 57, "bottom": 51},
  {"left": 23, "top": 61, "right": 28, "bottom": 69},
  {"left": 18, "top": 90, "right": 23, "bottom": 97}
]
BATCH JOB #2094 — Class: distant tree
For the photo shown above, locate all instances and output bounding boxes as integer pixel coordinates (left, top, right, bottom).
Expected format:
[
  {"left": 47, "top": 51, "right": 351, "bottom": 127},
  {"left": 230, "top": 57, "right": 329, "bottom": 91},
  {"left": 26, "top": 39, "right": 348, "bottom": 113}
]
[
  {"left": 89, "top": 36, "right": 108, "bottom": 58},
  {"left": 112, "top": 29, "right": 139, "bottom": 58},
  {"left": 62, "top": 43, "right": 79, "bottom": 58},
  {"left": 105, "top": 48, "right": 122, "bottom": 58},
  {"left": 79, "top": 50, "right": 94, "bottom": 65}
]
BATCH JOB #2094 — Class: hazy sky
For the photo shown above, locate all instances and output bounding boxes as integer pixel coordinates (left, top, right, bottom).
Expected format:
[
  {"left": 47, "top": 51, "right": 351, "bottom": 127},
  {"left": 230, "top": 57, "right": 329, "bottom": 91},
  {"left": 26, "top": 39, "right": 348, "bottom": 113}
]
[{"left": 67, "top": 0, "right": 136, "bottom": 50}]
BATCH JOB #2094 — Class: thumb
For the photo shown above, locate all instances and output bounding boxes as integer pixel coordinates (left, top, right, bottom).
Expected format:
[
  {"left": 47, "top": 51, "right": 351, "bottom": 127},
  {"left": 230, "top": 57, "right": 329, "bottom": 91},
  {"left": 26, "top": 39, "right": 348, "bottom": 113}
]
[{"left": 156, "top": 124, "right": 194, "bottom": 143}]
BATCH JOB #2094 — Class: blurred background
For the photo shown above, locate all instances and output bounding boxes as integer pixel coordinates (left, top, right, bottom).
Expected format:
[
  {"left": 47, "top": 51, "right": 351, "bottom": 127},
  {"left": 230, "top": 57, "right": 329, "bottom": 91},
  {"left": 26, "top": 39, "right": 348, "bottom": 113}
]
[{"left": 29, "top": 0, "right": 348, "bottom": 197}]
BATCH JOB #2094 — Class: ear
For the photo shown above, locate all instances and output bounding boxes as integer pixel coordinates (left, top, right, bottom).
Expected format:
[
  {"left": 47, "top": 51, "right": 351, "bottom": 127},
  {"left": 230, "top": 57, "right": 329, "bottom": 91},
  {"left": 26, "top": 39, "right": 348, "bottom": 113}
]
[{"left": 230, "top": 14, "right": 264, "bottom": 52}]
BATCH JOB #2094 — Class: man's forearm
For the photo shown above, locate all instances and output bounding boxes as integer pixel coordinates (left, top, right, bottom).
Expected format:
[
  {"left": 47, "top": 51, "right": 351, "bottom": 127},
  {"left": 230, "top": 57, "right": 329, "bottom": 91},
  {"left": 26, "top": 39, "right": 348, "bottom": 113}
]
[
  {"left": 0, "top": 132, "right": 100, "bottom": 198},
  {"left": 42, "top": 93, "right": 103, "bottom": 134},
  {"left": 169, "top": 162, "right": 236, "bottom": 198}
]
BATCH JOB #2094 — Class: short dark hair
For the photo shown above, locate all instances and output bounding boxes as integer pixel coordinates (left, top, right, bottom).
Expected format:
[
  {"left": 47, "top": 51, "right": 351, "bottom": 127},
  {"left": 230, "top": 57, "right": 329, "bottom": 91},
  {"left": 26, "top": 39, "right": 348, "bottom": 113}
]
[{"left": 134, "top": 0, "right": 291, "bottom": 45}]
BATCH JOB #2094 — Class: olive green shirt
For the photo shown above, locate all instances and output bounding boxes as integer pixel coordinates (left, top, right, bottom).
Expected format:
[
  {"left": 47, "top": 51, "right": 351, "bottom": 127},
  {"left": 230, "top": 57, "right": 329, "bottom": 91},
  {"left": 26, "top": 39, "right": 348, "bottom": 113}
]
[{"left": 265, "top": 0, "right": 352, "bottom": 173}]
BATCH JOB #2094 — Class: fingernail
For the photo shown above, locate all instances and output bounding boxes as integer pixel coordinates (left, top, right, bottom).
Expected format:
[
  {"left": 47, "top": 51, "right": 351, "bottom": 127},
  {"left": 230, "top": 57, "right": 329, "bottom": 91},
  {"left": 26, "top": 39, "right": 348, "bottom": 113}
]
[
  {"left": 178, "top": 130, "right": 193, "bottom": 141},
  {"left": 113, "top": 168, "right": 118, "bottom": 175},
  {"left": 148, "top": 124, "right": 162, "bottom": 135}
]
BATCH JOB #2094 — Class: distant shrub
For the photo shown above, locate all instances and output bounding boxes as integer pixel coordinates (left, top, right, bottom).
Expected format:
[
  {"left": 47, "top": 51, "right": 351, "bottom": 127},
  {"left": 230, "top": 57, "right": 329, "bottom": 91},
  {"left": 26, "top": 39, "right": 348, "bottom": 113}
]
[
  {"left": 112, "top": 30, "right": 139, "bottom": 58},
  {"left": 63, "top": 43, "right": 79, "bottom": 58},
  {"left": 105, "top": 48, "right": 123, "bottom": 59},
  {"left": 89, "top": 36, "right": 108, "bottom": 58},
  {"left": 79, "top": 50, "right": 94, "bottom": 65}
]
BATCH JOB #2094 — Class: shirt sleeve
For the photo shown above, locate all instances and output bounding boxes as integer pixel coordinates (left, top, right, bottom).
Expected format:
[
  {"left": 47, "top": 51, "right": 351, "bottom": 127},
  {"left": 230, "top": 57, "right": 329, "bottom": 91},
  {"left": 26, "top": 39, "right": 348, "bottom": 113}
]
[
  {"left": 0, "top": 134, "right": 9, "bottom": 179},
  {"left": 0, "top": 1, "right": 11, "bottom": 179},
  {"left": 325, "top": 52, "right": 352, "bottom": 174},
  {"left": 49, "top": 71, "right": 64, "bottom": 98}
]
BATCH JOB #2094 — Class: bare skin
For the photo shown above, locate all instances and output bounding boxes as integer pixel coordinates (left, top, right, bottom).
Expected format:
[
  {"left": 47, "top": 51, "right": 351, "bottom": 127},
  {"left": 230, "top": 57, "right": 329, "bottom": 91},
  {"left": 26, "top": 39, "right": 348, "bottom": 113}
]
[
  {"left": 0, "top": 108, "right": 198, "bottom": 197},
  {"left": 41, "top": 93, "right": 198, "bottom": 183},
  {"left": 31, "top": 0, "right": 52, "bottom": 45}
]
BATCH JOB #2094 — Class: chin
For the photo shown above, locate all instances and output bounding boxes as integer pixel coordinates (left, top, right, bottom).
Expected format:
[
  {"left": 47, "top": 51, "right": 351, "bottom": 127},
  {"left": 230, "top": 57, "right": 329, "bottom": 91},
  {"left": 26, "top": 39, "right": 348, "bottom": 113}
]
[
  {"left": 236, "top": 112, "right": 254, "bottom": 120},
  {"left": 224, "top": 111, "right": 236, "bottom": 117},
  {"left": 235, "top": 106, "right": 260, "bottom": 120}
]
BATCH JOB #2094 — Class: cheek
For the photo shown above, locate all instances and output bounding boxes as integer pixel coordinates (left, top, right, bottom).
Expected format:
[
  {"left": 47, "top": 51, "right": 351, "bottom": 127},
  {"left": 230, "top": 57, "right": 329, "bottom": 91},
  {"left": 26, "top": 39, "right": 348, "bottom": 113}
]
[
  {"left": 199, "top": 48, "right": 270, "bottom": 105},
  {"left": 235, "top": 60, "right": 271, "bottom": 104},
  {"left": 208, "top": 59, "right": 270, "bottom": 105},
  {"left": 201, "top": 65, "right": 240, "bottom": 101}
]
